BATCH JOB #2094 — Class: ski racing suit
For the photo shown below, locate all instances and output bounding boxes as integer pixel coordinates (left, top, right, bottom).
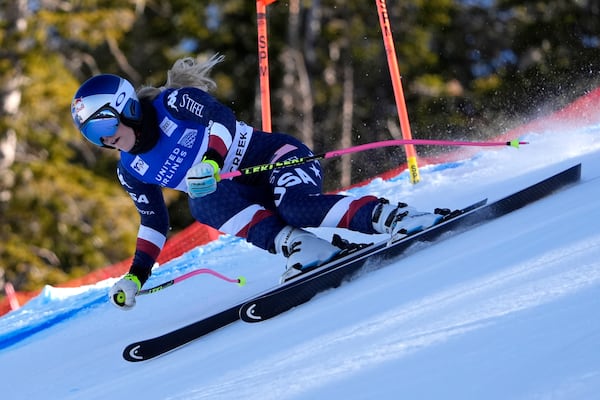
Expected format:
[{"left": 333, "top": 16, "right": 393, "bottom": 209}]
[{"left": 117, "top": 87, "right": 381, "bottom": 277}]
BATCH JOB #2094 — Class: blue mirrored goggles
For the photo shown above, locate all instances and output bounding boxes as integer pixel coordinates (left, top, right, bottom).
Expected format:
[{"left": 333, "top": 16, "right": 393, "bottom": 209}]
[{"left": 80, "top": 106, "right": 121, "bottom": 147}]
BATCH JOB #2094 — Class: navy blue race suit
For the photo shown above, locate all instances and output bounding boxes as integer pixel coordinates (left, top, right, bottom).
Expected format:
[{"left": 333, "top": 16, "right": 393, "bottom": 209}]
[{"left": 117, "top": 87, "right": 380, "bottom": 277}]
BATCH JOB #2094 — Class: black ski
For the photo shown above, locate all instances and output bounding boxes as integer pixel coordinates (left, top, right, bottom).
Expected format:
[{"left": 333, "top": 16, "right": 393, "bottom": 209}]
[
  {"left": 123, "top": 164, "right": 581, "bottom": 361},
  {"left": 239, "top": 163, "right": 582, "bottom": 322}
]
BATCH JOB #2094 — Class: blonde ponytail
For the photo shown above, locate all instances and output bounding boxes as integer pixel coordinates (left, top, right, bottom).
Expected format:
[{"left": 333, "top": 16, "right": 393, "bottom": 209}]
[{"left": 137, "top": 53, "right": 225, "bottom": 100}]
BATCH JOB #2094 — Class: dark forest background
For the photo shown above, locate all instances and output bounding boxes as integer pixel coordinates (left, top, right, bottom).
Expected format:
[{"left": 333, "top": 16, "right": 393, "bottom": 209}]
[{"left": 1, "top": 0, "right": 599, "bottom": 293}]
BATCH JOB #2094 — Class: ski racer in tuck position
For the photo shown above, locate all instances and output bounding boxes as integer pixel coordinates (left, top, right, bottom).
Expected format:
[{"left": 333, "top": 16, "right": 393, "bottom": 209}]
[{"left": 70, "top": 54, "right": 443, "bottom": 310}]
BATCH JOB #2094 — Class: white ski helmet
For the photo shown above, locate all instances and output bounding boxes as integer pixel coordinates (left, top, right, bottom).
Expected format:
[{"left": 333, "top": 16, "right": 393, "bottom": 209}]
[{"left": 71, "top": 74, "right": 142, "bottom": 146}]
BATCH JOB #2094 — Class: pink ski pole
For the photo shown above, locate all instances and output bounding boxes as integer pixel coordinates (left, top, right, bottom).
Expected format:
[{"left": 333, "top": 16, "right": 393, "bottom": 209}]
[
  {"left": 138, "top": 268, "right": 246, "bottom": 296},
  {"left": 220, "top": 138, "right": 528, "bottom": 179}
]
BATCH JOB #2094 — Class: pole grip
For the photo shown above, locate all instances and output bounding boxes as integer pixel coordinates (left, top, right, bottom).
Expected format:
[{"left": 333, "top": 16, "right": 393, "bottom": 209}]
[{"left": 113, "top": 290, "right": 127, "bottom": 307}]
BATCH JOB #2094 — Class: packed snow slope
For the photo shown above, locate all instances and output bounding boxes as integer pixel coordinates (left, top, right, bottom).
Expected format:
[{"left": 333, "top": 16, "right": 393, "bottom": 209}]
[{"left": 1, "top": 120, "right": 600, "bottom": 399}]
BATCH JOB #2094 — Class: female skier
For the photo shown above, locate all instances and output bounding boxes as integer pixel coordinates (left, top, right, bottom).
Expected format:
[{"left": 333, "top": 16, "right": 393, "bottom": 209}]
[{"left": 70, "top": 55, "right": 443, "bottom": 310}]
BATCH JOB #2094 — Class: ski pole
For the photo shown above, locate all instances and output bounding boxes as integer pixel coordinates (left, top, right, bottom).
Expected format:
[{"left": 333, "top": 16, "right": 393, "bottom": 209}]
[
  {"left": 138, "top": 268, "right": 247, "bottom": 296},
  {"left": 113, "top": 268, "right": 247, "bottom": 306},
  {"left": 220, "top": 138, "right": 528, "bottom": 179}
]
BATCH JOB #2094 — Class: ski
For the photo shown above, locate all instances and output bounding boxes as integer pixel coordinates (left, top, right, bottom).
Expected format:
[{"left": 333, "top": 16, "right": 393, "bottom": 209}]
[
  {"left": 239, "top": 163, "right": 582, "bottom": 322},
  {"left": 123, "top": 164, "right": 581, "bottom": 361},
  {"left": 122, "top": 203, "right": 481, "bottom": 362}
]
